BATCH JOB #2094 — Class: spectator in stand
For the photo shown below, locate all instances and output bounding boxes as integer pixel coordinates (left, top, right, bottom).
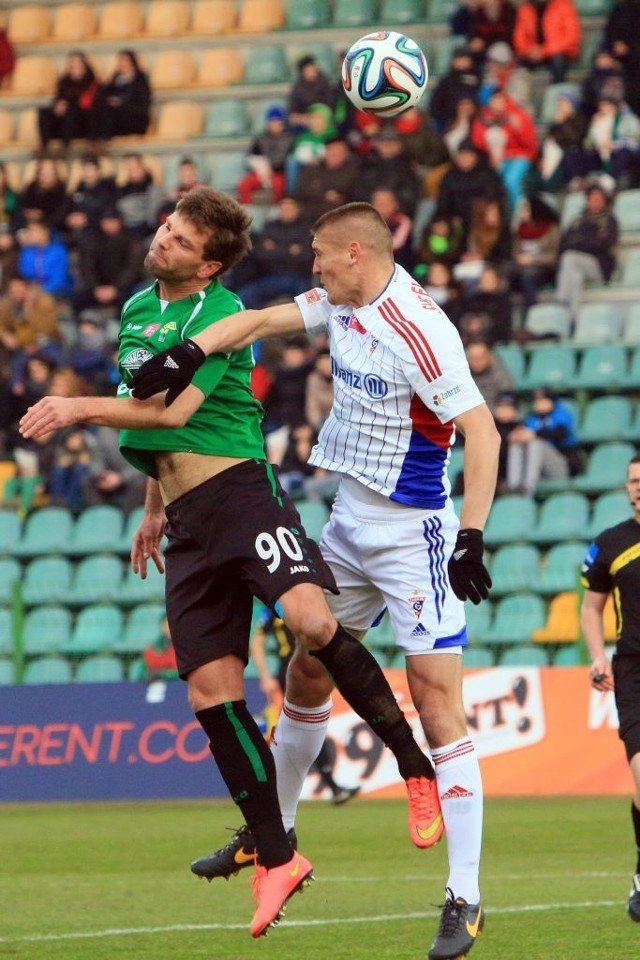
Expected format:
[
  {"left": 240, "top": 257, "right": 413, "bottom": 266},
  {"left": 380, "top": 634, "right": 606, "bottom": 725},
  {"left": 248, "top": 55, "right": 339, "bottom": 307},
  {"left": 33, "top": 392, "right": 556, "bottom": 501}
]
[
  {"left": 434, "top": 138, "right": 506, "bottom": 237},
  {"left": 37, "top": 51, "right": 99, "bottom": 155},
  {"left": 580, "top": 47, "right": 627, "bottom": 120},
  {"left": 555, "top": 179, "right": 619, "bottom": 323},
  {"left": 88, "top": 49, "right": 151, "bottom": 145},
  {"left": 415, "top": 261, "right": 464, "bottom": 321},
  {"left": 454, "top": 196, "right": 512, "bottom": 289},
  {"left": 513, "top": 0, "right": 581, "bottom": 83},
  {"left": 457, "top": 264, "right": 512, "bottom": 344},
  {"left": 465, "top": 337, "right": 515, "bottom": 412},
  {"left": 492, "top": 391, "right": 523, "bottom": 491},
  {"left": 0, "top": 22, "right": 16, "bottom": 90},
  {"left": 63, "top": 155, "right": 117, "bottom": 243},
  {"left": 0, "top": 275, "right": 62, "bottom": 385},
  {"left": 479, "top": 41, "right": 532, "bottom": 110},
  {"left": 234, "top": 196, "right": 313, "bottom": 309},
  {"left": 237, "top": 107, "right": 295, "bottom": 206},
  {"left": 71, "top": 207, "right": 141, "bottom": 318},
  {"left": 429, "top": 46, "right": 481, "bottom": 133},
  {"left": 603, "top": 0, "right": 640, "bottom": 117},
  {"left": 305, "top": 347, "right": 333, "bottom": 434},
  {"left": 18, "top": 159, "right": 68, "bottom": 231},
  {"left": 0, "top": 230, "right": 18, "bottom": 296},
  {"left": 370, "top": 187, "right": 415, "bottom": 273},
  {"left": 417, "top": 216, "right": 465, "bottom": 269},
  {"left": 393, "top": 107, "right": 451, "bottom": 199},
  {"left": 506, "top": 386, "right": 582, "bottom": 494},
  {"left": 286, "top": 102, "right": 337, "bottom": 193},
  {"left": 3, "top": 426, "right": 57, "bottom": 515},
  {"left": 9, "top": 353, "right": 58, "bottom": 423},
  {"left": 288, "top": 55, "right": 336, "bottom": 129},
  {"left": 471, "top": 87, "right": 538, "bottom": 214},
  {"left": 261, "top": 335, "right": 316, "bottom": 464},
  {"left": 294, "top": 137, "right": 360, "bottom": 222},
  {"left": 48, "top": 425, "right": 96, "bottom": 511},
  {"left": 156, "top": 156, "right": 207, "bottom": 225},
  {"left": 0, "top": 162, "right": 19, "bottom": 235},
  {"left": 81, "top": 424, "right": 146, "bottom": 514},
  {"left": 17, "top": 221, "right": 73, "bottom": 299},
  {"left": 354, "top": 125, "right": 422, "bottom": 217},
  {"left": 133, "top": 617, "right": 179, "bottom": 684},
  {"left": 115, "top": 153, "right": 163, "bottom": 245},
  {"left": 443, "top": 93, "right": 478, "bottom": 157},
  {"left": 566, "top": 84, "right": 640, "bottom": 190},
  {"left": 507, "top": 194, "right": 561, "bottom": 316},
  {"left": 526, "top": 91, "right": 589, "bottom": 194},
  {"left": 464, "top": 0, "right": 517, "bottom": 56}
]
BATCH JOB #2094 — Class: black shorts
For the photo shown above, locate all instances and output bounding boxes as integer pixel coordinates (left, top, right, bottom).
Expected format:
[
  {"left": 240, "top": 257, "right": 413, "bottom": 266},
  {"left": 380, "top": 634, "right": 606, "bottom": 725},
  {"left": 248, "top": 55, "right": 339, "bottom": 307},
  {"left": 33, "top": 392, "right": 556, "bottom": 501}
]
[
  {"left": 163, "top": 459, "right": 337, "bottom": 679},
  {"left": 612, "top": 653, "right": 640, "bottom": 762}
]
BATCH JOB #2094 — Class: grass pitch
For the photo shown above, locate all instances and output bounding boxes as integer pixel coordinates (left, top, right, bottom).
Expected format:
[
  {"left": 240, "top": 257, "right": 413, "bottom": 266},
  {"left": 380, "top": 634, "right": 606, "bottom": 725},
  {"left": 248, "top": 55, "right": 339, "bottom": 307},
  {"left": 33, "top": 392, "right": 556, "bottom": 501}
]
[{"left": 1, "top": 795, "right": 637, "bottom": 960}]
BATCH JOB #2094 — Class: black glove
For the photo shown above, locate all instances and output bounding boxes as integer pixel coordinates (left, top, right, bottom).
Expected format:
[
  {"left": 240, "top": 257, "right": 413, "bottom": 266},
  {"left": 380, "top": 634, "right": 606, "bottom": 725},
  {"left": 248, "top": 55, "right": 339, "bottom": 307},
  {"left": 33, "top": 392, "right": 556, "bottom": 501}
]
[
  {"left": 129, "top": 339, "right": 206, "bottom": 406},
  {"left": 448, "top": 528, "right": 492, "bottom": 605}
]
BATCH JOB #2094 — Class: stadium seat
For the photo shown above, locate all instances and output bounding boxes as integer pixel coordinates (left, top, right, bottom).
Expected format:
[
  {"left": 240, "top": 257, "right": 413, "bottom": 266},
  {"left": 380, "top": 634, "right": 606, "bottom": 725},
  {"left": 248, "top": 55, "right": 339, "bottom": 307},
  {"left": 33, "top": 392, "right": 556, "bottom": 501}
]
[
  {"left": 0, "top": 510, "right": 21, "bottom": 554},
  {"left": 619, "top": 252, "right": 640, "bottom": 293},
  {"left": 578, "top": 28, "right": 603, "bottom": 70},
  {"left": 622, "top": 346, "right": 640, "bottom": 389},
  {"left": 539, "top": 82, "right": 581, "bottom": 125},
  {"left": 14, "top": 109, "right": 40, "bottom": 148},
  {"left": 587, "top": 490, "right": 632, "bottom": 539},
  {"left": 204, "top": 99, "right": 251, "bottom": 138},
  {"left": 425, "top": 0, "right": 461, "bottom": 23},
  {"left": 448, "top": 444, "right": 464, "bottom": 489},
  {"left": 579, "top": 395, "right": 633, "bottom": 444},
  {"left": 210, "top": 151, "right": 247, "bottom": 191},
  {"left": 116, "top": 505, "right": 144, "bottom": 553},
  {"left": 64, "top": 604, "right": 123, "bottom": 655},
  {"left": 573, "top": 441, "right": 637, "bottom": 494},
  {"left": 0, "top": 558, "right": 20, "bottom": 605},
  {"left": 67, "top": 505, "right": 125, "bottom": 556},
  {"left": 553, "top": 644, "right": 582, "bottom": 665},
  {"left": 332, "top": 0, "right": 377, "bottom": 26},
  {"left": 380, "top": 0, "right": 424, "bottom": 23},
  {"left": 523, "top": 303, "right": 571, "bottom": 342},
  {"left": 484, "top": 495, "right": 537, "bottom": 547},
  {"left": 190, "top": 0, "right": 237, "bottom": 34},
  {"left": 560, "top": 191, "right": 586, "bottom": 229},
  {"left": 488, "top": 543, "right": 540, "bottom": 596},
  {"left": 574, "top": 0, "right": 613, "bottom": 11},
  {"left": 296, "top": 500, "right": 330, "bottom": 542},
  {"left": 499, "top": 644, "right": 549, "bottom": 666},
  {"left": 153, "top": 101, "right": 204, "bottom": 141},
  {"left": 98, "top": 2, "right": 144, "bottom": 39},
  {"left": 571, "top": 304, "right": 625, "bottom": 346},
  {"left": 23, "top": 605, "right": 73, "bottom": 656},
  {"left": 0, "top": 609, "right": 13, "bottom": 655},
  {"left": 285, "top": 0, "right": 331, "bottom": 29},
  {"left": 463, "top": 647, "right": 494, "bottom": 668},
  {"left": 243, "top": 45, "right": 290, "bottom": 85},
  {"left": 536, "top": 542, "right": 587, "bottom": 594},
  {"left": 51, "top": 4, "right": 98, "bottom": 41},
  {"left": 0, "top": 110, "right": 14, "bottom": 146},
  {"left": 464, "top": 601, "right": 492, "bottom": 643},
  {"left": 13, "top": 506, "right": 74, "bottom": 557},
  {"left": 613, "top": 189, "right": 640, "bottom": 233},
  {"left": 530, "top": 492, "right": 590, "bottom": 545},
  {"left": 478, "top": 593, "right": 547, "bottom": 648},
  {"left": 150, "top": 50, "right": 197, "bottom": 91},
  {"left": 65, "top": 555, "right": 124, "bottom": 606},
  {"left": 7, "top": 5, "right": 50, "bottom": 43},
  {"left": 236, "top": 0, "right": 285, "bottom": 31},
  {"left": 23, "top": 656, "right": 73, "bottom": 685},
  {"left": 532, "top": 591, "right": 580, "bottom": 644},
  {"left": 570, "top": 343, "right": 628, "bottom": 391},
  {"left": 75, "top": 654, "right": 124, "bottom": 683},
  {"left": 22, "top": 556, "right": 73, "bottom": 606},
  {"left": 118, "top": 603, "right": 166, "bottom": 653},
  {"left": 0, "top": 659, "right": 15, "bottom": 685},
  {"left": 622, "top": 304, "right": 640, "bottom": 347},
  {"left": 120, "top": 563, "right": 166, "bottom": 604},
  {"left": 495, "top": 343, "right": 526, "bottom": 383},
  {"left": 144, "top": 0, "right": 190, "bottom": 36},
  {"left": 10, "top": 56, "right": 57, "bottom": 97},
  {"left": 431, "top": 33, "right": 462, "bottom": 77},
  {"left": 521, "top": 344, "right": 577, "bottom": 391},
  {"left": 197, "top": 48, "right": 244, "bottom": 87}
]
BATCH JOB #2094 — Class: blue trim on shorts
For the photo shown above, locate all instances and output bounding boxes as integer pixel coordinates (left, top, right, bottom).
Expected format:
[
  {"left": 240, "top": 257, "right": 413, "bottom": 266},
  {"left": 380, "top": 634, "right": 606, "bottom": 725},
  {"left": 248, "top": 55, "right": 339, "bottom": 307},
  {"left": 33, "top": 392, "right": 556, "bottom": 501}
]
[
  {"left": 422, "top": 515, "right": 447, "bottom": 623},
  {"left": 434, "top": 624, "right": 468, "bottom": 649}
]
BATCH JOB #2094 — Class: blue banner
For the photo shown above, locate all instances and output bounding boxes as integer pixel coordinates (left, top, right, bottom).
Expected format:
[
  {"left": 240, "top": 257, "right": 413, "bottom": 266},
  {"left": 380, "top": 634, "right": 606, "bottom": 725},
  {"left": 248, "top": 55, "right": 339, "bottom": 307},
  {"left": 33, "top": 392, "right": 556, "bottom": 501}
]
[{"left": 0, "top": 680, "right": 265, "bottom": 802}]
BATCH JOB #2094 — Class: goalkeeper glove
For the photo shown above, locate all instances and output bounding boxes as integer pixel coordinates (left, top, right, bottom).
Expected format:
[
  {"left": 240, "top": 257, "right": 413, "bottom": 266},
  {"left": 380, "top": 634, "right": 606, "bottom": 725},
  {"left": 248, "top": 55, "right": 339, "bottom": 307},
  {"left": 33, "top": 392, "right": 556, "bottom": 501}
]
[
  {"left": 447, "top": 528, "right": 492, "bottom": 605},
  {"left": 129, "top": 339, "right": 206, "bottom": 406}
]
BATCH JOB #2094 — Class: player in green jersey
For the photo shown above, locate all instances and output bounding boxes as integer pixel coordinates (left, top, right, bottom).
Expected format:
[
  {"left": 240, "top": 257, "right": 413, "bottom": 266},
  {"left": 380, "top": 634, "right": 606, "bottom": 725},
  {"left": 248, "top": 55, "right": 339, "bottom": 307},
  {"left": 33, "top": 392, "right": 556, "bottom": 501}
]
[{"left": 20, "top": 186, "right": 440, "bottom": 937}]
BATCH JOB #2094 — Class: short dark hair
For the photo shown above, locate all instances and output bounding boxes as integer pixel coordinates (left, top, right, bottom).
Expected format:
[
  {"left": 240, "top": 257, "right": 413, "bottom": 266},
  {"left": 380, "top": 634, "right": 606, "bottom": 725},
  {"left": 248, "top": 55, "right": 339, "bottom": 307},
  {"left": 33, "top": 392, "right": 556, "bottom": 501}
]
[{"left": 175, "top": 186, "right": 252, "bottom": 272}]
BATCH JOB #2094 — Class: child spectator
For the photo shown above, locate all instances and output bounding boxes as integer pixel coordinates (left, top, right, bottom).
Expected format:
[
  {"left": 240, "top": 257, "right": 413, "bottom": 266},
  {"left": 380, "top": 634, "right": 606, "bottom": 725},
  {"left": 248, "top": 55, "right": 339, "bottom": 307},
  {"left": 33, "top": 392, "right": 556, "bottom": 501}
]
[{"left": 506, "top": 387, "right": 582, "bottom": 494}]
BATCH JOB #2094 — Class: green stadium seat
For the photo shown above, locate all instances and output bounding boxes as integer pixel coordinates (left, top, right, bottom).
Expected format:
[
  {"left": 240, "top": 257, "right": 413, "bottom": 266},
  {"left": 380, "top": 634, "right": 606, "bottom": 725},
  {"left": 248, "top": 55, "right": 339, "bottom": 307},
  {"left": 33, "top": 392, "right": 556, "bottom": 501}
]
[
  {"left": 613, "top": 189, "right": 640, "bottom": 233},
  {"left": 448, "top": 444, "right": 465, "bottom": 488},
  {"left": 430, "top": 33, "right": 460, "bottom": 77},
  {"left": 204, "top": 99, "right": 251, "bottom": 138},
  {"left": 523, "top": 303, "right": 571, "bottom": 341},
  {"left": 116, "top": 505, "right": 144, "bottom": 554},
  {"left": 571, "top": 304, "right": 625, "bottom": 346},
  {"left": 553, "top": 644, "right": 582, "bottom": 666},
  {"left": 478, "top": 593, "right": 547, "bottom": 648},
  {"left": 539, "top": 82, "right": 581, "bottom": 125},
  {"left": 210, "top": 151, "right": 247, "bottom": 192},
  {"left": 521, "top": 344, "right": 577, "bottom": 391},
  {"left": 619, "top": 254, "right": 640, "bottom": 293},
  {"left": 75, "top": 654, "right": 124, "bottom": 683},
  {"left": 66, "top": 505, "right": 125, "bottom": 556},
  {"left": 464, "top": 601, "right": 492, "bottom": 643},
  {"left": 332, "top": 0, "right": 377, "bottom": 26},
  {"left": 380, "top": 0, "right": 424, "bottom": 24},
  {"left": 0, "top": 658, "right": 15, "bottom": 684},
  {"left": 484, "top": 495, "right": 537, "bottom": 547},
  {"left": 23, "top": 655, "right": 73, "bottom": 684},
  {"left": 65, "top": 555, "right": 124, "bottom": 606},
  {"left": 285, "top": 0, "right": 331, "bottom": 29},
  {"left": 13, "top": 506, "right": 74, "bottom": 557},
  {"left": 530, "top": 492, "right": 590, "bottom": 544},
  {"left": 579, "top": 396, "right": 633, "bottom": 444},
  {"left": 622, "top": 347, "right": 640, "bottom": 388},
  {"left": 587, "top": 490, "right": 632, "bottom": 539},
  {"left": 64, "top": 604, "right": 123, "bottom": 655},
  {"left": 536, "top": 541, "right": 588, "bottom": 594},
  {"left": 463, "top": 647, "right": 494, "bottom": 668},
  {"left": 22, "top": 556, "right": 73, "bottom": 606},
  {"left": 488, "top": 544, "right": 540, "bottom": 596},
  {"left": 0, "top": 608, "right": 13, "bottom": 654},
  {"left": 574, "top": 0, "right": 612, "bottom": 12},
  {"left": 0, "top": 510, "right": 21, "bottom": 554},
  {"left": 573, "top": 442, "right": 637, "bottom": 494},
  {"left": 296, "top": 500, "right": 330, "bottom": 541},
  {"left": 622, "top": 304, "right": 640, "bottom": 346},
  {"left": 0, "top": 558, "right": 20, "bottom": 604},
  {"left": 495, "top": 343, "right": 526, "bottom": 383},
  {"left": 499, "top": 644, "right": 549, "bottom": 666},
  {"left": 570, "top": 343, "right": 628, "bottom": 391},
  {"left": 578, "top": 28, "right": 603, "bottom": 69},
  {"left": 120, "top": 563, "right": 166, "bottom": 604},
  {"left": 118, "top": 603, "right": 166, "bottom": 653},
  {"left": 290, "top": 43, "right": 339, "bottom": 80},
  {"left": 243, "top": 45, "right": 290, "bottom": 85},
  {"left": 23, "top": 605, "right": 72, "bottom": 655},
  {"left": 425, "top": 0, "right": 459, "bottom": 23}
]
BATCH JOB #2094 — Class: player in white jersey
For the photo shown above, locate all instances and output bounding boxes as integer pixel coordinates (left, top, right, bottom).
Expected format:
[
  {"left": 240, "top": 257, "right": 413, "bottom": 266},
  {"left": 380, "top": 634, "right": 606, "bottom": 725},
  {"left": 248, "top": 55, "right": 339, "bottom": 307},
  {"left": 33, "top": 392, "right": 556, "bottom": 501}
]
[{"left": 129, "top": 203, "right": 500, "bottom": 960}]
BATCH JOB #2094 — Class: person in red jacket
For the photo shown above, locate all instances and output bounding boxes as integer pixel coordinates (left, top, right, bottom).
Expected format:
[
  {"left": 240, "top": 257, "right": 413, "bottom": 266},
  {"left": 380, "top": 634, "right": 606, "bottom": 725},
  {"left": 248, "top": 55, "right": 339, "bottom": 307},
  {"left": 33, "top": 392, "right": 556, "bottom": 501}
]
[
  {"left": 513, "top": 0, "right": 581, "bottom": 82},
  {"left": 471, "top": 87, "right": 538, "bottom": 213}
]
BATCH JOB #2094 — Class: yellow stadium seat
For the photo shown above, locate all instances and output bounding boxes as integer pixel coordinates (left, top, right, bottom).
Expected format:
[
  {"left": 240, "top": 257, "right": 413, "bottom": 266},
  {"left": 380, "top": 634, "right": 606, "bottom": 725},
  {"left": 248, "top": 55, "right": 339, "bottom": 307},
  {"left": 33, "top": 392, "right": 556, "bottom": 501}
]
[
  {"left": 532, "top": 592, "right": 579, "bottom": 645},
  {"left": 191, "top": 0, "right": 237, "bottom": 35},
  {"left": 10, "top": 57, "right": 56, "bottom": 97},
  {"left": 144, "top": 0, "right": 191, "bottom": 37},
  {"left": 0, "top": 110, "right": 14, "bottom": 145},
  {"left": 51, "top": 4, "right": 98, "bottom": 42},
  {"left": 7, "top": 5, "right": 50, "bottom": 43},
  {"left": 99, "top": 2, "right": 144, "bottom": 39},
  {"left": 196, "top": 48, "right": 244, "bottom": 87},
  {"left": 150, "top": 50, "right": 197, "bottom": 90},
  {"left": 153, "top": 100, "right": 204, "bottom": 141},
  {"left": 235, "top": 0, "right": 284, "bottom": 32}
]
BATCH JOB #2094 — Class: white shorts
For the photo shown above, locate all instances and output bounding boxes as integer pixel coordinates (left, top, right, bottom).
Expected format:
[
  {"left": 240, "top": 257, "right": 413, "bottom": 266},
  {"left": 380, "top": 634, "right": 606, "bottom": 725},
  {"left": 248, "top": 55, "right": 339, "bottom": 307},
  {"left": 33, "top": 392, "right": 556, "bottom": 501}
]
[{"left": 320, "top": 477, "right": 467, "bottom": 656}]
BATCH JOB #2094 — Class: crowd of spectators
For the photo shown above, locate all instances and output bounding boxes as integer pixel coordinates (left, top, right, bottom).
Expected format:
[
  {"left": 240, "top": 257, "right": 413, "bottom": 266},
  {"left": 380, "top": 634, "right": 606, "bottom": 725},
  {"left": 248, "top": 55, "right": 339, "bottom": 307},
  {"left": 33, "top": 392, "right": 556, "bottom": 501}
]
[{"left": 1, "top": 0, "right": 640, "bottom": 513}]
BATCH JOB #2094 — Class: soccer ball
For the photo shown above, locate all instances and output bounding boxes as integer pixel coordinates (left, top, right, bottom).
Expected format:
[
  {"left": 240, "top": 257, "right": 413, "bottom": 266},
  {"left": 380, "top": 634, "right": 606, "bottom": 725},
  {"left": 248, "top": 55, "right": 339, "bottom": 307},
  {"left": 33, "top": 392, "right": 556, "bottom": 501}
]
[{"left": 341, "top": 31, "right": 428, "bottom": 119}]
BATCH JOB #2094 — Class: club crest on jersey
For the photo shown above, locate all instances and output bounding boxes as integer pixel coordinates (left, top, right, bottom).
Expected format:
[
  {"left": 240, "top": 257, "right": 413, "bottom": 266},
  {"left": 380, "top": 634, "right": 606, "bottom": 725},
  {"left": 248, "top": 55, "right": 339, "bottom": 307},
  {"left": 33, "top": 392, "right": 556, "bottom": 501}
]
[
  {"left": 407, "top": 593, "right": 426, "bottom": 619},
  {"left": 432, "top": 385, "right": 461, "bottom": 406},
  {"left": 304, "top": 289, "right": 321, "bottom": 303},
  {"left": 159, "top": 321, "right": 177, "bottom": 342},
  {"left": 142, "top": 323, "right": 161, "bottom": 337},
  {"left": 122, "top": 347, "right": 153, "bottom": 369}
]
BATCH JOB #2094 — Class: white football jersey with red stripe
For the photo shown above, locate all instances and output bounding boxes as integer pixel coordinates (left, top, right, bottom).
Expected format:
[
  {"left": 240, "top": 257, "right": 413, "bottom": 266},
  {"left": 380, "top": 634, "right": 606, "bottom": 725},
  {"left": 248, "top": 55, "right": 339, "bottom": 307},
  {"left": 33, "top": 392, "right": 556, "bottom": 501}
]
[{"left": 294, "top": 266, "right": 485, "bottom": 509}]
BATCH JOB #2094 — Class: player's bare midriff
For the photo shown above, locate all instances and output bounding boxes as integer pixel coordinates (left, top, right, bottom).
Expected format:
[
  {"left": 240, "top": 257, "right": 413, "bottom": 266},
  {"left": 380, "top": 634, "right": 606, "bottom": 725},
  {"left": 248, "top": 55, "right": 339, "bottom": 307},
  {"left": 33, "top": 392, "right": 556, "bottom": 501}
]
[{"left": 155, "top": 451, "right": 250, "bottom": 503}]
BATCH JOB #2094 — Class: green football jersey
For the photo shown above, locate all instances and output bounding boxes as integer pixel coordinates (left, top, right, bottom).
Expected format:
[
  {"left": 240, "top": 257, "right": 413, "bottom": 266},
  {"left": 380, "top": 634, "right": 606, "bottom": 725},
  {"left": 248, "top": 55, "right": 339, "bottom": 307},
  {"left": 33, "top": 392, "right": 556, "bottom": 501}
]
[{"left": 117, "top": 279, "right": 266, "bottom": 477}]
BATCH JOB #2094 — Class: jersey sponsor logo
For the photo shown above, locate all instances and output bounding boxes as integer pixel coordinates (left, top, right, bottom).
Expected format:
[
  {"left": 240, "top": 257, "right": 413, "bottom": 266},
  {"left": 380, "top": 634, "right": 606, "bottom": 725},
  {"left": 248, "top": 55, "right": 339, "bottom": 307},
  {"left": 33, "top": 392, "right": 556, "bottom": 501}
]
[
  {"left": 331, "top": 359, "right": 388, "bottom": 398},
  {"left": 122, "top": 347, "right": 153, "bottom": 369},
  {"left": 126, "top": 323, "right": 144, "bottom": 331},
  {"left": 432, "top": 386, "right": 462, "bottom": 406},
  {"left": 363, "top": 373, "right": 388, "bottom": 399},
  {"left": 407, "top": 593, "right": 426, "bottom": 619},
  {"left": 117, "top": 382, "right": 132, "bottom": 395},
  {"left": 159, "top": 321, "right": 177, "bottom": 342},
  {"left": 142, "top": 323, "right": 161, "bottom": 337},
  {"left": 410, "top": 622, "right": 429, "bottom": 637},
  {"left": 290, "top": 564, "right": 310, "bottom": 574},
  {"left": 304, "top": 289, "right": 321, "bottom": 303}
]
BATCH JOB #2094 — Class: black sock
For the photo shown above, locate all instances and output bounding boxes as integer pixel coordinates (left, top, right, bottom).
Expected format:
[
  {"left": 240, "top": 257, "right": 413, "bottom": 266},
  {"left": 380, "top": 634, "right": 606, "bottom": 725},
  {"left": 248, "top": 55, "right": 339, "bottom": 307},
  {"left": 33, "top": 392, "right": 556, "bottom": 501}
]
[
  {"left": 632, "top": 802, "right": 640, "bottom": 874},
  {"left": 310, "top": 625, "right": 433, "bottom": 781},
  {"left": 195, "top": 700, "right": 292, "bottom": 868}
]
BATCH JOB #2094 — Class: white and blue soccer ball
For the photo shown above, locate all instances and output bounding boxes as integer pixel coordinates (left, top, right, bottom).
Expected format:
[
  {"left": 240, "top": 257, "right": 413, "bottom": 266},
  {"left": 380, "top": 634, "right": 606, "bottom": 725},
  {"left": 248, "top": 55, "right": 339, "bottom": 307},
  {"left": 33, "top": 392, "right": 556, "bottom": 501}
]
[{"left": 341, "top": 31, "right": 428, "bottom": 119}]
